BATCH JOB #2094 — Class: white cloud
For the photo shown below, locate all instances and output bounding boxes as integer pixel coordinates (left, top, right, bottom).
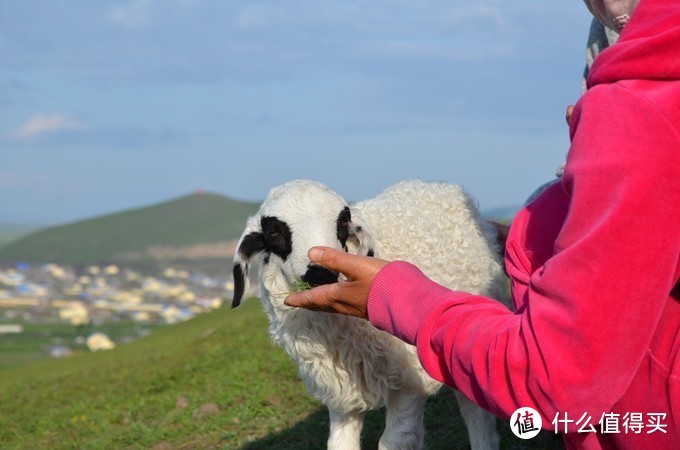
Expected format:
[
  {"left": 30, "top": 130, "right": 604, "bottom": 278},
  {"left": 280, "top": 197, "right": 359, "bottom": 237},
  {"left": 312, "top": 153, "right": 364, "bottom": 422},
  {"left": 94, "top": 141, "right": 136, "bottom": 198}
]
[
  {"left": 10, "top": 114, "right": 88, "bottom": 139},
  {"left": 110, "top": 0, "right": 155, "bottom": 29},
  {"left": 234, "top": 4, "right": 283, "bottom": 31}
]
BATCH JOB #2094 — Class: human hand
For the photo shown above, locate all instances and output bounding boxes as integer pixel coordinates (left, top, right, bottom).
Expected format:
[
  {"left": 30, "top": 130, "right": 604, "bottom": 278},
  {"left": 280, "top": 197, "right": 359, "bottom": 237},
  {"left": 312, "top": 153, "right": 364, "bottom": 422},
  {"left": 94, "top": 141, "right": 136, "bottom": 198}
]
[{"left": 284, "top": 247, "right": 389, "bottom": 319}]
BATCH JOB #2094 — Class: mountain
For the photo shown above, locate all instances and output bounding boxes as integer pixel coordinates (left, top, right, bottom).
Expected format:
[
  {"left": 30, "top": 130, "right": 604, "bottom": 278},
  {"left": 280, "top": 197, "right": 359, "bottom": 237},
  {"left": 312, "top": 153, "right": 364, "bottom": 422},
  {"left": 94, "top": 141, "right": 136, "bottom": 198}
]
[
  {"left": 0, "top": 192, "right": 259, "bottom": 268},
  {"left": 0, "top": 191, "right": 523, "bottom": 270},
  {"left": 0, "top": 224, "right": 45, "bottom": 249}
]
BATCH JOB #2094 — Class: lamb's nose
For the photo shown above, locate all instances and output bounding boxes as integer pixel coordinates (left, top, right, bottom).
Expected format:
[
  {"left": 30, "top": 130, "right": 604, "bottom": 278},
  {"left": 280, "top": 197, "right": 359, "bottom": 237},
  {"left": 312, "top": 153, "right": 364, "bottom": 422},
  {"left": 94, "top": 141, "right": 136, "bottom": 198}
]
[{"left": 301, "top": 265, "right": 339, "bottom": 287}]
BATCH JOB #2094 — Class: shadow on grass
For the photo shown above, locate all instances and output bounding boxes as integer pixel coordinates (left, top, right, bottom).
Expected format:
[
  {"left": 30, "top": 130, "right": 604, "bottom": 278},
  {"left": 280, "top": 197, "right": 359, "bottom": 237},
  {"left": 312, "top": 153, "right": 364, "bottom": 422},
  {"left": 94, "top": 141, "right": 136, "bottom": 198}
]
[{"left": 241, "top": 387, "right": 565, "bottom": 450}]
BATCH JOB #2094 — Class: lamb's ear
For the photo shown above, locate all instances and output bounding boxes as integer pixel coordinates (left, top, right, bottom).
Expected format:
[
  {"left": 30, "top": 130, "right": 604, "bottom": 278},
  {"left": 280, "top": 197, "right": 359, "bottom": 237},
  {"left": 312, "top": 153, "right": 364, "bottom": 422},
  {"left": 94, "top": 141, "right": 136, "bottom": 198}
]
[
  {"left": 347, "top": 210, "right": 376, "bottom": 257},
  {"left": 232, "top": 215, "right": 265, "bottom": 308}
]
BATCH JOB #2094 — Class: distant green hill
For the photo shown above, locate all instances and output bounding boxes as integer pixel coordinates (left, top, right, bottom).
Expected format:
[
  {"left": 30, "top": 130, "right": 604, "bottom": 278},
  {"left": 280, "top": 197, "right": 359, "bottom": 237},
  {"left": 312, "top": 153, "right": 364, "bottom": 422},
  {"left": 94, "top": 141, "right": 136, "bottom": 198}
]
[
  {"left": 0, "top": 224, "right": 44, "bottom": 248},
  {"left": 0, "top": 192, "right": 259, "bottom": 267}
]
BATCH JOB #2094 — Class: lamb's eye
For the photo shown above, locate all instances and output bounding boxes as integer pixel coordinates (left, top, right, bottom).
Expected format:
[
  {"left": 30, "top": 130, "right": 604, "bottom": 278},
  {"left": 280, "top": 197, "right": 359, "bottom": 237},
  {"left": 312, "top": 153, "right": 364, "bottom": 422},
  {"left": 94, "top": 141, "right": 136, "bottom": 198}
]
[
  {"left": 266, "top": 230, "right": 279, "bottom": 240},
  {"left": 336, "top": 207, "right": 351, "bottom": 248}
]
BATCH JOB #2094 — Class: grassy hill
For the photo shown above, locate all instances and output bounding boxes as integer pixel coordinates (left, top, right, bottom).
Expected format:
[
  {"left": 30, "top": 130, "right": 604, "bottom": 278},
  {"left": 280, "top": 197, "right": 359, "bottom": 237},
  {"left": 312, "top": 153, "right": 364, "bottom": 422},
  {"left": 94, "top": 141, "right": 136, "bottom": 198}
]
[
  {"left": 0, "top": 301, "right": 563, "bottom": 449},
  {"left": 0, "top": 192, "right": 259, "bottom": 268},
  {"left": 0, "top": 224, "right": 44, "bottom": 249}
]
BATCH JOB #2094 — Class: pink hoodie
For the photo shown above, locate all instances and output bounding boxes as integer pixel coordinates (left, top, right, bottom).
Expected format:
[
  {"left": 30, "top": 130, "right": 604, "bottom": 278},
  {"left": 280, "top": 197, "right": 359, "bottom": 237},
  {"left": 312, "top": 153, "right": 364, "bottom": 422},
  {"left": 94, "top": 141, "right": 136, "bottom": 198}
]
[{"left": 366, "top": 1, "right": 680, "bottom": 448}]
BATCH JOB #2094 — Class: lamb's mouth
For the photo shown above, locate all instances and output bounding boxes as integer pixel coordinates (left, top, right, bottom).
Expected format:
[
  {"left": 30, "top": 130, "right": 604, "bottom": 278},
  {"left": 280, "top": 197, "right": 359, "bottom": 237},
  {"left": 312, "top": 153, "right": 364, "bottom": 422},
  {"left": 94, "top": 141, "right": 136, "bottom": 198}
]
[{"left": 301, "top": 265, "right": 339, "bottom": 288}]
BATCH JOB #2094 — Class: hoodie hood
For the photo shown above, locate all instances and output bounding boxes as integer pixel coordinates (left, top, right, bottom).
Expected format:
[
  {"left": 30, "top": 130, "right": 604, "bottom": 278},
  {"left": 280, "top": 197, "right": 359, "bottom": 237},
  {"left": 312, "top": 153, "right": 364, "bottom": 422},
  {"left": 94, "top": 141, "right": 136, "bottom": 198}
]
[{"left": 587, "top": 0, "right": 680, "bottom": 89}]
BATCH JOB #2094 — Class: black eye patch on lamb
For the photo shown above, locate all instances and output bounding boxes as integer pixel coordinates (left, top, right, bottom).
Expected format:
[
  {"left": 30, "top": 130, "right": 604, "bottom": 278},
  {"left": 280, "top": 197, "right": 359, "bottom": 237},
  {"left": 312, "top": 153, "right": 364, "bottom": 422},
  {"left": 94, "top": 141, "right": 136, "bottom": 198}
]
[
  {"left": 261, "top": 216, "right": 293, "bottom": 260},
  {"left": 336, "top": 206, "right": 351, "bottom": 250}
]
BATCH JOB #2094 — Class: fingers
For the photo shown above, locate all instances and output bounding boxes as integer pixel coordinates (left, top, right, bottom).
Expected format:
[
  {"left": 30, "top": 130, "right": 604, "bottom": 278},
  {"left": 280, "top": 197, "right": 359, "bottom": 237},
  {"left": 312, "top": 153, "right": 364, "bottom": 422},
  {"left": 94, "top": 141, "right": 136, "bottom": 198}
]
[
  {"left": 307, "top": 246, "right": 388, "bottom": 279},
  {"left": 283, "top": 246, "right": 389, "bottom": 318},
  {"left": 285, "top": 283, "right": 337, "bottom": 311},
  {"left": 284, "top": 281, "right": 368, "bottom": 318},
  {"left": 307, "top": 247, "right": 363, "bottom": 277}
]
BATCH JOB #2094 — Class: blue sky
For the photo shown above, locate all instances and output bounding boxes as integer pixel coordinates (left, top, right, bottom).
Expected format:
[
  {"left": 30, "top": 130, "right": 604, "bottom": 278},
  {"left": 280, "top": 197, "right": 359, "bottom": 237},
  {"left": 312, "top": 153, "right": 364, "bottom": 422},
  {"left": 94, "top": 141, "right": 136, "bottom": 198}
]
[{"left": 1, "top": 0, "right": 593, "bottom": 224}]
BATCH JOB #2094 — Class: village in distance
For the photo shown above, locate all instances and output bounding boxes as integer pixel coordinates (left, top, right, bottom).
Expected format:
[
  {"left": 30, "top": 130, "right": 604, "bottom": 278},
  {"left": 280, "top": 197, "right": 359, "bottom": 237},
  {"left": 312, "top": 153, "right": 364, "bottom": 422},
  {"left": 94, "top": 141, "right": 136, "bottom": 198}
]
[{"left": 0, "top": 192, "right": 261, "bottom": 368}]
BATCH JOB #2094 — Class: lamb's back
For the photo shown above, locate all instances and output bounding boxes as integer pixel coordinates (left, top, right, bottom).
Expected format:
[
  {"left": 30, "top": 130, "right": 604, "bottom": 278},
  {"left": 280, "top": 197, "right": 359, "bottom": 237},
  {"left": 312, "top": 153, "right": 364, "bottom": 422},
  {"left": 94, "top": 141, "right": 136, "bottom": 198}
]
[{"left": 354, "top": 180, "right": 505, "bottom": 298}]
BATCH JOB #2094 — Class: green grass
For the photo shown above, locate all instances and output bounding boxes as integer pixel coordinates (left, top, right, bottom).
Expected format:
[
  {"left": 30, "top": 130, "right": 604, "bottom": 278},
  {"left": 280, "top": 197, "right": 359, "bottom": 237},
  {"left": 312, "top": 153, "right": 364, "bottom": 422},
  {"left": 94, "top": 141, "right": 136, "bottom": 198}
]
[
  {"left": 0, "top": 300, "right": 564, "bottom": 449},
  {"left": 0, "top": 192, "right": 259, "bottom": 265},
  {"left": 0, "top": 300, "right": 314, "bottom": 449}
]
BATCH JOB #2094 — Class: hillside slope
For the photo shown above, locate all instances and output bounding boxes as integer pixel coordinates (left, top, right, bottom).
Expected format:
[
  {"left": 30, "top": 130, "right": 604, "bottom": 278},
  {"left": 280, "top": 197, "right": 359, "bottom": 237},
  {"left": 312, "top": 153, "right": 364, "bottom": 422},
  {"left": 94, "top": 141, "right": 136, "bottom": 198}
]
[
  {"left": 0, "top": 192, "right": 259, "bottom": 266},
  {"left": 0, "top": 224, "right": 44, "bottom": 248},
  {"left": 0, "top": 302, "right": 562, "bottom": 449},
  {"left": 0, "top": 301, "right": 317, "bottom": 449}
]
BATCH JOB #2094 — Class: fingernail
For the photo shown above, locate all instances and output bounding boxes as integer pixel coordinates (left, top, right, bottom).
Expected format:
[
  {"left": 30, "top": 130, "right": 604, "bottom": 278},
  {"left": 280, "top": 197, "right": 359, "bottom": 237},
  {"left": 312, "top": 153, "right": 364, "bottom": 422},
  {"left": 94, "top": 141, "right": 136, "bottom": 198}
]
[{"left": 309, "top": 247, "right": 324, "bottom": 261}]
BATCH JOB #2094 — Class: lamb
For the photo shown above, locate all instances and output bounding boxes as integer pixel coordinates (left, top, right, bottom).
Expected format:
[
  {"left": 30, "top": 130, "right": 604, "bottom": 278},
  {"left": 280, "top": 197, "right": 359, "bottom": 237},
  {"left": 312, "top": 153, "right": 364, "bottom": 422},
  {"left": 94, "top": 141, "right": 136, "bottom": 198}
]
[{"left": 231, "top": 179, "right": 510, "bottom": 450}]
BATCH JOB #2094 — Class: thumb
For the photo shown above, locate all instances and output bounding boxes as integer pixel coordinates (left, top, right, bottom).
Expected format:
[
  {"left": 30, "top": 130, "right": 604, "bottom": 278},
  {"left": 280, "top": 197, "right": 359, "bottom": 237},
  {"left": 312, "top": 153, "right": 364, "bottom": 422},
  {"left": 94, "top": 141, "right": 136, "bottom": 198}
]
[
  {"left": 308, "top": 246, "right": 377, "bottom": 280},
  {"left": 284, "top": 282, "right": 339, "bottom": 311}
]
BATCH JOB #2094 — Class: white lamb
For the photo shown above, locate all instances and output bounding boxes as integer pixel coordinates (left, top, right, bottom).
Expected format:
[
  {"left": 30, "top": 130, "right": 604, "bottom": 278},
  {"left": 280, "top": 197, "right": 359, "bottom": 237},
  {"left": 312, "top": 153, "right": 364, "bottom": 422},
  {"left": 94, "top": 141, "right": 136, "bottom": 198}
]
[{"left": 232, "top": 179, "right": 509, "bottom": 450}]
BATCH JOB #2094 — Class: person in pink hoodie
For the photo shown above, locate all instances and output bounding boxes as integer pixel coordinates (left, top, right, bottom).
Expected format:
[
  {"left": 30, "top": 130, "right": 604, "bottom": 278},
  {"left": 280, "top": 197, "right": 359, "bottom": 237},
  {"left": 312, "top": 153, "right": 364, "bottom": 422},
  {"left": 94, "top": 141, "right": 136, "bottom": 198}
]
[{"left": 285, "top": 1, "right": 680, "bottom": 448}]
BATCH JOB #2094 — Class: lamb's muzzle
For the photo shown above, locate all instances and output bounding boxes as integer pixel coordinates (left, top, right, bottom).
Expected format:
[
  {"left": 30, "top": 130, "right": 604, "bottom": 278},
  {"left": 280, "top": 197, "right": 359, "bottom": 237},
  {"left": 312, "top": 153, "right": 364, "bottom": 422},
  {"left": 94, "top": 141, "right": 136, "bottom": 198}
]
[{"left": 302, "top": 265, "right": 339, "bottom": 287}]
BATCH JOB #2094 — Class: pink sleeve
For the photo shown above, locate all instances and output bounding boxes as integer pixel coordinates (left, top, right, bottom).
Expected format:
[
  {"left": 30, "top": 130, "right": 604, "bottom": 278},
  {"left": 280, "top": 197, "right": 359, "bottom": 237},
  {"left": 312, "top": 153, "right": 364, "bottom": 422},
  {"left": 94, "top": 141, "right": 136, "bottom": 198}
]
[
  {"left": 367, "top": 84, "right": 680, "bottom": 424},
  {"left": 367, "top": 262, "right": 522, "bottom": 418}
]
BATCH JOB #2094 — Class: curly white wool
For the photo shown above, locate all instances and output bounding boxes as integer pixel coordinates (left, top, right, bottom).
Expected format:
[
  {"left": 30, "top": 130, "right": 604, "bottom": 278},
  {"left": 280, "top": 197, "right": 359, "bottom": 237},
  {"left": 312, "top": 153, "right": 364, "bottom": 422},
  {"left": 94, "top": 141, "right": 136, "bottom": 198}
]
[{"left": 232, "top": 179, "right": 509, "bottom": 450}]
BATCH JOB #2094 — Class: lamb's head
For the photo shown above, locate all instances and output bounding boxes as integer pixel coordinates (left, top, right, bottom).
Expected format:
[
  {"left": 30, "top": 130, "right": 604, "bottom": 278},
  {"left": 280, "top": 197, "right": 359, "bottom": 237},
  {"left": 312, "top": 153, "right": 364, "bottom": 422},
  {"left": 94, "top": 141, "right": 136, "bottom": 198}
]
[{"left": 231, "top": 180, "right": 375, "bottom": 308}]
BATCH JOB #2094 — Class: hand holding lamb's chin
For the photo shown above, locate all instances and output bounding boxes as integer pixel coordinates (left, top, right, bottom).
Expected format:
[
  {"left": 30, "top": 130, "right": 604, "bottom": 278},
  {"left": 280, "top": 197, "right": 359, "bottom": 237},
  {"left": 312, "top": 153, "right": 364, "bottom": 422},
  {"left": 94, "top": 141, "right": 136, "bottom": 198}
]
[{"left": 284, "top": 246, "right": 389, "bottom": 319}]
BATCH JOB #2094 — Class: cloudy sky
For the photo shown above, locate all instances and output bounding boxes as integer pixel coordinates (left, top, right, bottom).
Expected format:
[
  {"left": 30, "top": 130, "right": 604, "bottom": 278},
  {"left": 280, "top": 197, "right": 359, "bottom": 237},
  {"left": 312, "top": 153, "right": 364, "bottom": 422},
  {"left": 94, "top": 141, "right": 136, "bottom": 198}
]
[{"left": 1, "top": 0, "right": 594, "bottom": 224}]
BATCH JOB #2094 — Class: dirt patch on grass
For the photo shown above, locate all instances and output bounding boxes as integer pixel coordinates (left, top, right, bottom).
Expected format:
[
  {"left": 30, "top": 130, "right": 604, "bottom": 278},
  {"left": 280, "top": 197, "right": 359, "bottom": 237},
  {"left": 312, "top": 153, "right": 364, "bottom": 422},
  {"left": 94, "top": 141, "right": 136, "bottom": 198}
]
[{"left": 192, "top": 403, "right": 220, "bottom": 420}]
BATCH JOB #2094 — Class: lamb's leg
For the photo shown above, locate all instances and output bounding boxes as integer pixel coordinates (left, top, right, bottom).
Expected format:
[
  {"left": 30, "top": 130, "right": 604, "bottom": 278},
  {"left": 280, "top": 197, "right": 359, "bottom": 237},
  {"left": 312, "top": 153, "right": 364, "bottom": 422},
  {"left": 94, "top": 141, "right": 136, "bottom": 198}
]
[
  {"left": 379, "top": 391, "right": 428, "bottom": 450},
  {"left": 454, "top": 390, "right": 499, "bottom": 450},
  {"left": 327, "top": 409, "right": 365, "bottom": 450}
]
